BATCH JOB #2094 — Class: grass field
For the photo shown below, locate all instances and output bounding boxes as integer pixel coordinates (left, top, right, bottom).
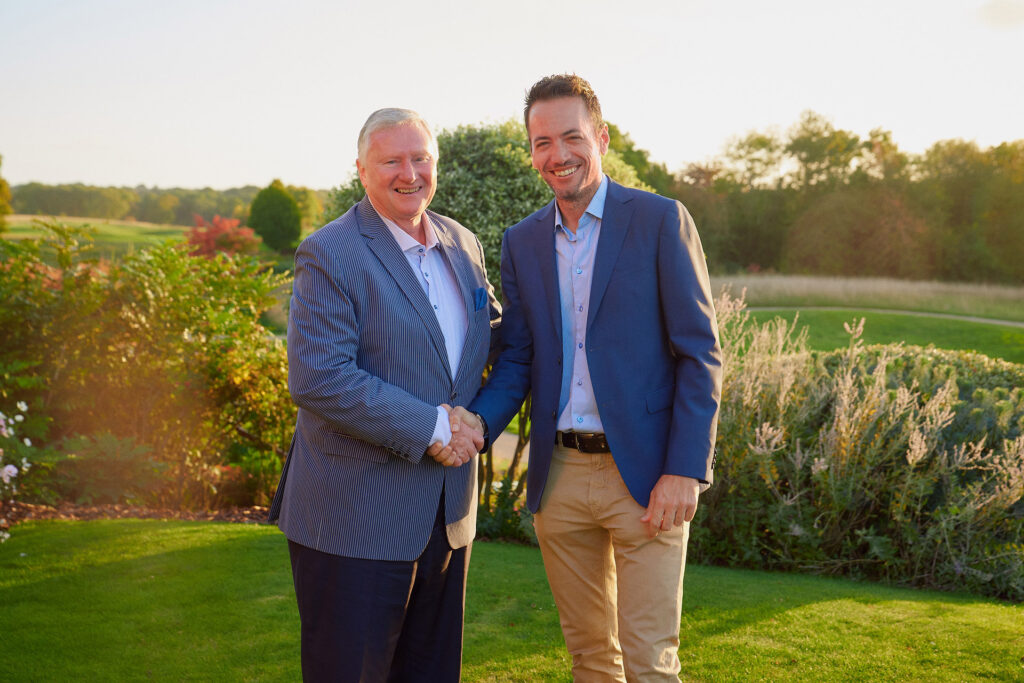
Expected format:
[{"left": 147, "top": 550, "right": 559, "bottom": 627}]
[
  {"left": 712, "top": 274, "right": 1024, "bottom": 323},
  {"left": 4, "top": 214, "right": 190, "bottom": 260},
  {"left": 2, "top": 520, "right": 1022, "bottom": 681},
  {"left": 749, "top": 308, "right": 1024, "bottom": 364}
]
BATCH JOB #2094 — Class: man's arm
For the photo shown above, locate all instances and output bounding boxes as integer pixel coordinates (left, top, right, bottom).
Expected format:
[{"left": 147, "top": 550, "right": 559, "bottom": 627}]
[
  {"left": 465, "top": 232, "right": 534, "bottom": 440},
  {"left": 288, "top": 237, "right": 446, "bottom": 463},
  {"left": 641, "top": 201, "right": 723, "bottom": 536}
]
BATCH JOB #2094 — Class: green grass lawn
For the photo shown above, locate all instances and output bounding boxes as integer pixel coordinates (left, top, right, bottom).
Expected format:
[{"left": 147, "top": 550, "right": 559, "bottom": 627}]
[
  {"left": 5, "top": 215, "right": 191, "bottom": 260},
  {"left": 2, "top": 521, "right": 1021, "bottom": 681},
  {"left": 749, "top": 308, "right": 1024, "bottom": 364}
]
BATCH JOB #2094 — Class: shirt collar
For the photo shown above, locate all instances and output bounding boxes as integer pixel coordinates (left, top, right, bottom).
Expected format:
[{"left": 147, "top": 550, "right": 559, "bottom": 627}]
[
  {"left": 369, "top": 199, "right": 439, "bottom": 254},
  {"left": 554, "top": 174, "right": 609, "bottom": 232}
]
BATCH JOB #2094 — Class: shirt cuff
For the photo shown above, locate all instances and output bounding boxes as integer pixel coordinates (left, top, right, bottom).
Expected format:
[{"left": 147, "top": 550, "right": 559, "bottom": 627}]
[{"left": 431, "top": 406, "right": 453, "bottom": 448}]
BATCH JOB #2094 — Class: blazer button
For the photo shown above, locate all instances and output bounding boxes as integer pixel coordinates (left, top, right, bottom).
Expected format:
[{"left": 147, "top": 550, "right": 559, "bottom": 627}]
[
  {"left": 551, "top": 411, "right": 556, "bottom": 419},
  {"left": 450, "top": 391, "right": 458, "bottom": 401}
]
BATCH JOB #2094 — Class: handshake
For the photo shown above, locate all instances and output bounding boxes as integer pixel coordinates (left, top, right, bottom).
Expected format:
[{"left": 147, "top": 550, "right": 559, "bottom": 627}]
[{"left": 427, "top": 405, "right": 484, "bottom": 467}]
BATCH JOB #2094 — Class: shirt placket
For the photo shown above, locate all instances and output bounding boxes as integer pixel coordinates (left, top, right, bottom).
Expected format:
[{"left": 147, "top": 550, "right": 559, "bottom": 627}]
[{"left": 569, "top": 221, "right": 589, "bottom": 428}]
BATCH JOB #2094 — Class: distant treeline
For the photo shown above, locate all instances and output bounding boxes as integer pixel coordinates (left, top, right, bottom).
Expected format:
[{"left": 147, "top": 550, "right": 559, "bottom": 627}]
[
  {"left": 8, "top": 110, "right": 1023, "bottom": 283},
  {"left": 621, "top": 112, "right": 1024, "bottom": 284},
  {"left": 10, "top": 183, "right": 327, "bottom": 229}
]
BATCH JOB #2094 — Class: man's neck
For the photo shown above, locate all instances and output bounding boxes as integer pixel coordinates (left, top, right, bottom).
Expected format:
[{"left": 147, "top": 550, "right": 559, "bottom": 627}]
[
  {"left": 556, "top": 183, "right": 600, "bottom": 233},
  {"left": 368, "top": 198, "right": 428, "bottom": 245},
  {"left": 394, "top": 216, "right": 427, "bottom": 245}
]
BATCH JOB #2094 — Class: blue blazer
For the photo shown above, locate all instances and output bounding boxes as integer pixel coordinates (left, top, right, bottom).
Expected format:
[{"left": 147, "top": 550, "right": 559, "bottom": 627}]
[
  {"left": 269, "top": 197, "right": 500, "bottom": 561},
  {"left": 470, "top": 179, "right": 721, "bottom": 512}
]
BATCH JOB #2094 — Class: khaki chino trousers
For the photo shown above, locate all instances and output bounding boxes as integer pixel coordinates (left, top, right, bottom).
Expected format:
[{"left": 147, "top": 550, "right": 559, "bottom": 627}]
[{"left": 534, "top": 444, "right": 688, "bottom": 682}]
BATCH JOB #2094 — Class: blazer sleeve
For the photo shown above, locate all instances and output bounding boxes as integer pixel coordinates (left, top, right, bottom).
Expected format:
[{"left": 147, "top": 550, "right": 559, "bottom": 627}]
[
  {"left": 469, "top": 231, "right": 533, "bottom": 441},
  {"left": 659, "top": 201, "right": 723, "bottom": 482},
  {"left": 287, "top": 237, "right": 439, "bottom": 463}
]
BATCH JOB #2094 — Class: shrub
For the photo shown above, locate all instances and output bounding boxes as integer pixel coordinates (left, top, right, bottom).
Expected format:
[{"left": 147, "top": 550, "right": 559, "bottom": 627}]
[
  {"left": 0, "top": 221, "right": 295, "bottom": 510},
  {"left": 47, "top": 433, "right": 165, "bottom": 505},
  {"left": 692, "top": 292, "right": 1024, "bottom": 601},
  {"left": 248, "top": 180, "right": 301, "bottom": 252},
  {"left": 187, "top": 214, "right": 261, "bottom": 257}
]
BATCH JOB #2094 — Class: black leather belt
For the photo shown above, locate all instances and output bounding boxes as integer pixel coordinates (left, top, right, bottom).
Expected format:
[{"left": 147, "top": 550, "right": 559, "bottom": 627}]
[{"left": 556, "top": 431, "right": 610, "bottom": 453}]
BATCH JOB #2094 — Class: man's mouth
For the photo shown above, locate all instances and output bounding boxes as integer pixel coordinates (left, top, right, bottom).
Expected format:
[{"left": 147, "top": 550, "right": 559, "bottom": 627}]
[
  {"left": 395, "top": 187, "right": 420, "bottom": 194},
  {"left": 552, "top": 167, "right": 578, "bottom": 178}
]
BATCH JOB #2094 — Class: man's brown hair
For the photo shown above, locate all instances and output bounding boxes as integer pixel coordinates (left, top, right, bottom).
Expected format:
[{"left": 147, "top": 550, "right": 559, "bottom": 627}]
[{"left": 524, "top": 74, "right": 603, "bottom": 134}]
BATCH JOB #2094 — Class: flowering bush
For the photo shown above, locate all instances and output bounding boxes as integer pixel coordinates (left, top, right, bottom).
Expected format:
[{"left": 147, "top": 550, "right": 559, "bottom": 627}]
[
  {"left": 187, "top": 214, "right": 261, "bottom": 257},
  {"left": 0, "top": 402, "right": 33, "bottom": 542}
]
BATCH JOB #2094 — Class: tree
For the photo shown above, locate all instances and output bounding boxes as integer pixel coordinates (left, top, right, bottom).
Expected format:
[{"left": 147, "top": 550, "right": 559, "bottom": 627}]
[
  {"left": 285, "top": 184, "right": 323, "bottom": 231},
  {"left": 607, "top": 122, "right": 673, "bottom": 195},
  {"left": 248, "top": 180, "right": 301, "bottom": 252},
  {"left": 0, "top": 154, "right": 11, "bottom": 232},
  {"left": 785, "top": 111, "right": 862, "bottom": 191}
]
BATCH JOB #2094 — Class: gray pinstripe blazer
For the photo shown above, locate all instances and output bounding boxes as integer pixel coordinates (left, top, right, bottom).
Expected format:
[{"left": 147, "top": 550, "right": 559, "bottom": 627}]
[{"left": 268, "top": 197, "right": 500, "bottom": 561}]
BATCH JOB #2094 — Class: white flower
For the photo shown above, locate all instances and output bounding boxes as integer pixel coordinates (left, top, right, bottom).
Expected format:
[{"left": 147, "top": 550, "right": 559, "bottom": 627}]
[
  {"left": 2, "top": 464, "right": 18, "bottom": 484},
  {"left": 14, "top": 415, "right": 24, "bottom": 423},
  {"left": 23, "top": 438, "right": 32, "bottom": 447},
  {"left": 16, "top": 402, "right": 27, "bottom": 412}
]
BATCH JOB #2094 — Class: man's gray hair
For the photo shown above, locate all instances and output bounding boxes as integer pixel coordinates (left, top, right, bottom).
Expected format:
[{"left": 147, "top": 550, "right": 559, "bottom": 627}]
[{"left": 357, "top": 108, "right": 438, "bottom": 162}]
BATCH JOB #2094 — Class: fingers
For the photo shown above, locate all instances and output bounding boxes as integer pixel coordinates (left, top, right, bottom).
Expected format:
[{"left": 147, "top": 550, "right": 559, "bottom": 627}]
[
  {"left": 640, "top": 475, "right": 701, "bottom": 536},
  {"left": 451, "top": 406, "right": 482, "bottom": 432}
]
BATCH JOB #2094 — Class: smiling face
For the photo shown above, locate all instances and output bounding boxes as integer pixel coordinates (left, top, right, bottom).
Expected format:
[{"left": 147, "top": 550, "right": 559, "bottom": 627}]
[
  {"left": 527, "top": 96, "right": 609, "bottom": 211},
  {"left": 356, "top": 122, "right": 437, "bottom": 233}
]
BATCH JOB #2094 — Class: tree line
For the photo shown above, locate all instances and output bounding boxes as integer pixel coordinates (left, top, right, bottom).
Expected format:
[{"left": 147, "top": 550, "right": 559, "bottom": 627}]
[
  {"left": 622, "top": 111, "right": 1024, "bottom": 284},
  {"left": 4, "top": 111, "right": 1022, "bottom": 283},
  {"left": 7, "top": 182, "right": 326, "bottom": 232}
]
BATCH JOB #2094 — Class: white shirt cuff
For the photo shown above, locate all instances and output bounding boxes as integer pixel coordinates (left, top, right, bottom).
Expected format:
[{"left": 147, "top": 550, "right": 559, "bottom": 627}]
[{"left": 431, "top": 406, "right": 453, "bottom": 447}]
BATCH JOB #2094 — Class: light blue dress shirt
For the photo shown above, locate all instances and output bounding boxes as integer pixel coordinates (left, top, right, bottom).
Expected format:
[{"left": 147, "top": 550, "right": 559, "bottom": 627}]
[
  {"left": 376, "top": 206, "right": 468, "bottom": 447},
  {"left": 554, "top": 175, "right": 609, "bottom": 433}
]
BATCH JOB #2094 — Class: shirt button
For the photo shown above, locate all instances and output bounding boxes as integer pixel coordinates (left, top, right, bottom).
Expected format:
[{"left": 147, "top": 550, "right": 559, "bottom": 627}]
[
  {"left": 576, "top": 416, "right": 583, "bottom": 424},
  {"left": 578, "top": 305, "right": 583, "bottom": 312},
  {"left": 575, "top": 267, "right": 583, "bottom": 274},
  {"left": 433, "top": 305, "right": 438, "bottom": 309},
  {"left": 424, "top": 272, "right": 429, "bottom": 277},
  {"left": 578, "top": 342, "right": 583, "bottom": 349},
  {"left": 576, "top": 379, "right": 582, "bottom": 386}
]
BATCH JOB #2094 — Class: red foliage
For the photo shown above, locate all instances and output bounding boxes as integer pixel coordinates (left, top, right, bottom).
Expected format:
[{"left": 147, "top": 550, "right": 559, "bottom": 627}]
[{"left": 187, "top": 214, "right": 261, "bottom": 257}]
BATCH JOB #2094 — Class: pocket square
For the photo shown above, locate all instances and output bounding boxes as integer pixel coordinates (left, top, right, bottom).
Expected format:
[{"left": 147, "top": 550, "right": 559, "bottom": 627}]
[{"left": 474, "top": 286, "right": 487, "bottom": 311}]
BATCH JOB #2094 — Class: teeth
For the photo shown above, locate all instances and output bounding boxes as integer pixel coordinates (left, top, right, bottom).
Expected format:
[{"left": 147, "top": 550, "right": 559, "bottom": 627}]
[
  {"left": 396, "top": 188, "right": 419, "bottom": 194},
  {"left": 553, "top": 167, "right": 577, "bottom": 177}
]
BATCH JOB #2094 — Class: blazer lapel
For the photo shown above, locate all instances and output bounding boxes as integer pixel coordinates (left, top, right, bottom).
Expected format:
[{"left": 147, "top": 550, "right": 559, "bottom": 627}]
[
  {"left": 532, "top": 202, "right": 563, "bottom": 344},
  {"left": 357, "top": 198, "right": 452, "bottom": 377},
  {"left": 588, "top": 181, "right": 635, "bottom": 329},
  {"left": 431, "top": 214, "right": 479, "bottom": 385}
]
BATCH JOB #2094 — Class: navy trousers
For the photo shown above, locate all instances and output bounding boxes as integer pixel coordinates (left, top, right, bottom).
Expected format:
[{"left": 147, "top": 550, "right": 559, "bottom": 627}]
[{"left": 287, "top": 501, "right": 470, "bottom": 683}]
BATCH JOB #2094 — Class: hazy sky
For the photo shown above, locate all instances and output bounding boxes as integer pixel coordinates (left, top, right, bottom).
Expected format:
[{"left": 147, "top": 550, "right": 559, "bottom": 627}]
[{"left": 2, "top": 0, "right": 1023, "bottom": 190}]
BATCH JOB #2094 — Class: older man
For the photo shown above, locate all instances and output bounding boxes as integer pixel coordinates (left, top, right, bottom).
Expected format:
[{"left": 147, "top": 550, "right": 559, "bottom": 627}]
[
  {"left": 452, "top": 75, "right": 722, "bottom": 681},
  {"left": 268, "top": 108, "right": 498, "bottom": 682}
]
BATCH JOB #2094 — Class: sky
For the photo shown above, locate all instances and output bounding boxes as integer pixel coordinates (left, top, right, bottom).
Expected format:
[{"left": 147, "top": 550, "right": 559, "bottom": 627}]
[{"left": 2, "top": 0, "right": 1023, "bottom": 191}]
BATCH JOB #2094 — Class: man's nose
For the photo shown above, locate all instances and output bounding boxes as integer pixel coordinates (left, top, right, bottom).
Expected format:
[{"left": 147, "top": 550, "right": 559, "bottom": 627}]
[
  {"left": 399, "top": 159, "right": 417, "bottom": 182},
  {"left": 554, "top": 139, "right": 572, "bottom": 162}
]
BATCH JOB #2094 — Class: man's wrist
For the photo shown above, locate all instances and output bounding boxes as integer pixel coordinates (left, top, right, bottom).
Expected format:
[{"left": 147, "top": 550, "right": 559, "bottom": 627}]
[{"left": 473, "top": 412, "right": 489, "bottom": 443}]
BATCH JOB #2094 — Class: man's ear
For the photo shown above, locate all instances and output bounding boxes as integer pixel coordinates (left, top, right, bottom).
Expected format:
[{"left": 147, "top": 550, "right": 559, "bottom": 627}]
[
  {"left": 598, "top": 123, "right": 610, "bottom": 155},
  {"left": 356, "top": 159, "right": 366, "bottom": 187}
]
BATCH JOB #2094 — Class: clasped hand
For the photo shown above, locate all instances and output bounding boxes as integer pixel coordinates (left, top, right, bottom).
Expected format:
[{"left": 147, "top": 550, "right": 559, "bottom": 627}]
[{"left": 426, "top": 405, "right": 484, "bottom": 467}]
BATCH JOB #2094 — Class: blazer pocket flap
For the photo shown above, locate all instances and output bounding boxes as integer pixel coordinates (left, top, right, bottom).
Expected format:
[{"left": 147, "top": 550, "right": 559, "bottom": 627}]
[
  {"left": 646, "top": 385, "right": 674, "bottom": 414},
  {"left": 325, "top": 432, "right": 390, "bottom": 463}
]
